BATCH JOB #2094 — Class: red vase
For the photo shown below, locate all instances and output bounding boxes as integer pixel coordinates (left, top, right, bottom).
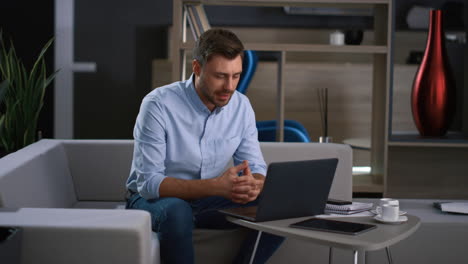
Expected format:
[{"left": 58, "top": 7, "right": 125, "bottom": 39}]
[{"left": 411, "top": 10, "right": 456, "bottom": 137}]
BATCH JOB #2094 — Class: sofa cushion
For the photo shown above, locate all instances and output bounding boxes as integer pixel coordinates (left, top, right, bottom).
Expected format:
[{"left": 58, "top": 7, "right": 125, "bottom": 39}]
[
  {"left": 0, "top": 140, "right": 76, "bottom": 208},
  {"left": 73, "top": 201, "right": 126, "bottom": 209},
  {"left": 73, "top": 200, "right": 247, "bottom": 264},
  {"left": 62, "top": 140, "right": 352, "bottom": 202},
  {"left": 62, "top": 140, "right": 134, "bottom": 202},
  {"left": 194, "top": 228, "right": 248, "bottom": 264}
]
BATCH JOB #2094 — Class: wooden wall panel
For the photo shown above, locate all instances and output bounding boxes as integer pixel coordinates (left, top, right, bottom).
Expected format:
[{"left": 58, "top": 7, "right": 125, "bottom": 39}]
[
  {"left": 249, "top": 62, "right": 374, "bottom": 143},
  {"left": 387, "top": 147, "right": 468, "bottom": 199}
]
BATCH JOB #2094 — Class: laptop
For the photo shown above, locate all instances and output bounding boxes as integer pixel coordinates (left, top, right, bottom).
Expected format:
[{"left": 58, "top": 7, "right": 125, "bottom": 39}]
[{"left": 219, "top": 158, "right": 338, "bottom": 222}]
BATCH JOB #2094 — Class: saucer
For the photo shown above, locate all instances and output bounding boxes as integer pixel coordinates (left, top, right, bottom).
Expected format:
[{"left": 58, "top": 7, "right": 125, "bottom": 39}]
[
  {"left": 374, "top": 215, "right": 408, "bottom": 224},
  {"left": 370, "top": 209, "right": 406, "bottom": 216}
]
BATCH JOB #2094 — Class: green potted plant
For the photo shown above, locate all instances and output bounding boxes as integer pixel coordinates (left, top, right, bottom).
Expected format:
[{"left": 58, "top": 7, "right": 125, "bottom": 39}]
[{"left": 0, "top": 32, "right": 56, "bottom": 153}]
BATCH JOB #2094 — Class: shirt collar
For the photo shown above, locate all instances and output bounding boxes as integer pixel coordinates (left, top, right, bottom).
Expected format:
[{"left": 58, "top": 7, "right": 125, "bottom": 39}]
[{"left": 185, "top": 74, "right": 210, "bottom": 114}]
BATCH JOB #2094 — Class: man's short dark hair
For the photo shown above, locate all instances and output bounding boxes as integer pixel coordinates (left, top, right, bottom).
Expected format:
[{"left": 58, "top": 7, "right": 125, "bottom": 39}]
[{"left": 193, "top": 28, "right": 244, "bottom": 67}]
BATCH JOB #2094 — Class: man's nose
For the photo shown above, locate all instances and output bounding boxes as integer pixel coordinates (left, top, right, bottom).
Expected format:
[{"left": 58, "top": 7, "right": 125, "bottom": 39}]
[{"left": 224, "top": 77, "right": 237, "bottom": 92}]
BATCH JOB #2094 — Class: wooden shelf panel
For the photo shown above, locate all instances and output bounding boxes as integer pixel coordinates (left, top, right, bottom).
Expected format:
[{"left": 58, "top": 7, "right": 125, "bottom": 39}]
[
  {"left": 180, "top": 42, "right": 388, "bottom": 54},
  {"left": 195, "top": 0, "right": 390, "bottom": 7},
  {"left": 353, "top": 173, "right": 384, "bottom": 193},
  {"left": 389, "top": 132, "right": 468, "bottom": 148},
  {"left": 343, "top": 137, "right": 371, "bottom": 150},
  {"left": 388, "top": 141, "right": 468, "bottom": 148}
]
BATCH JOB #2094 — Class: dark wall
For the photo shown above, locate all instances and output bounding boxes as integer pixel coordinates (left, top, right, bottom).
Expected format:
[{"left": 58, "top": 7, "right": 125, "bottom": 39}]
[
  {"left": 73, "top": 0, "right": 172, "bottom": 139},
  {"left": 206, "top": 0, "right": 465, "bottom": 30},
  {"left": 207, "top": 5, "right": 373, "bottom": 29},
  {"left": 0, "top": 0, "right": 55, "bottom": 139},
  {"left": 395, "top": 0, "right": 465, "bottom": 30},
  {"left": 465, "top": 3, "right": 468, "bottom": 135}
]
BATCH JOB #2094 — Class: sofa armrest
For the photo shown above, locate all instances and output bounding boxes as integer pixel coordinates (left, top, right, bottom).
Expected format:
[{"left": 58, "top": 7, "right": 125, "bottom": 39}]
[{"left": 0, "top": 208, "right": 156, "bottom": 264}]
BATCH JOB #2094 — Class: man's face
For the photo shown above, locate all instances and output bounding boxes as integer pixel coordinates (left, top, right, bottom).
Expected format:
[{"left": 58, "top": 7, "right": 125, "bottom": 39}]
[{"left": 193, "top": 54, "right": 242, "bottom": 111}]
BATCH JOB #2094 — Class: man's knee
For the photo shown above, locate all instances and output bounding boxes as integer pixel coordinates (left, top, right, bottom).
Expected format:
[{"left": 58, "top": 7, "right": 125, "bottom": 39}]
[
  {"left": 161, "top": 197, "right": 193, "bottom": 221},
  {"left": 153, "top": 197, "right": 193, "bottom": 235}
]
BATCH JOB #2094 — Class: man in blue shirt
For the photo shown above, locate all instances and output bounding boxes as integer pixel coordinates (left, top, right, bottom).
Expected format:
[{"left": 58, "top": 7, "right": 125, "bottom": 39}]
[{"left": 126, "top": 28, "right": 283, "bottom": 264}]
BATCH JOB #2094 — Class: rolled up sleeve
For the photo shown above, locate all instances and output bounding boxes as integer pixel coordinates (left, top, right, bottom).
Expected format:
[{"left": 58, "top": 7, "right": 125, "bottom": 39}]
[
  {"left": 130, "top": 97, "right": 167, "bottom": 200},
  {"left": 233, "top": 102, "right": 267, "bottom": 176}
]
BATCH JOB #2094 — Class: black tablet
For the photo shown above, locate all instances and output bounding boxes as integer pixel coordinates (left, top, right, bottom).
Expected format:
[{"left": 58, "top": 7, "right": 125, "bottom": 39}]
[{"left": 290, "top": 218, "right": 377, "bottom": 235}]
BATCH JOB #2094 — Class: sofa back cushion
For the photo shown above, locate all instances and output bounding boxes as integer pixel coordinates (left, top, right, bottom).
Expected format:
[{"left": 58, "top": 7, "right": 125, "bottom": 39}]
[
  {"left": 0, "top": 140, "right": 77, "bottom": 208},
  {"left": 260, "top": 142, "right": 352, "bottom": 201},
  {"left": 60, "top": 140, "right": 352, "bottom": 202},
  {"left": 62, "top": 140, "right": 134, "bottom": 201}
]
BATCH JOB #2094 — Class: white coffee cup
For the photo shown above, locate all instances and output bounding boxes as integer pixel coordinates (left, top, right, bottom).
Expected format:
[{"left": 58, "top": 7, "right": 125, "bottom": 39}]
[
  {"left": 376, "top": 198, "right": 399, "bottom": 215},
  {"left": 380, "top": 204, "right": 400, "bottom": 221},
  {"left": 330, "top": 30, "right": 344, "bottom": 45}
]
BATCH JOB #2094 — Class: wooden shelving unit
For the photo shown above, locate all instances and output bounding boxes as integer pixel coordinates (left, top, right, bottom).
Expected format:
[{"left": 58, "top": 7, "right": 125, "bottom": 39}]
[
  {"left": 179, "top": 41, "right": 388, "bottom": 54},
  {"left": 386, "top": 132, "right": 468, "bottom": 199},
  {"left": 388, "top": 134, "right": 468, "bottom": 148},
  {"left": 171, "top": 0, "right": 393, "bottom": 195},
  {"left": 185, "top": 0, "right": 390, "bottom": 6}
]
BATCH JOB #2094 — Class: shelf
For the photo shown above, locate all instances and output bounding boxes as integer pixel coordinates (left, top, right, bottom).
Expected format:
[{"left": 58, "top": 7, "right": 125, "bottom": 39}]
[
  {"left": 180, "top": 42, "right": 388, "bottom": 54},
  {"left": 353, "top": 173, "right": 384, "bottom": 193},
  {"left": 389, "top": 132, "right": 468, "bottom": 148},
  {"left": 195, "top": 0, "right": 390, "bottom": 7},
  {"left": 246, "top": 43, "right": 388, "bottom": 53},
  {"left": 343, "top": 137, "right": 371, "bottom": 150}
]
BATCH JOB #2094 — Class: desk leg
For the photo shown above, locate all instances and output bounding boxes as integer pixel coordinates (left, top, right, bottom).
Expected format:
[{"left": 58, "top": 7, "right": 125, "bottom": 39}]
[
  {"left": 385, "top": 247, "right": 393, "bottom": 264},
  {"left": 329, "top": 247, "right": 333, "bottom": 264},
  {"left": 353, "top": 250, "right": 358, "bottom": 264},
  {"left": 249, "top": 231, "right": 262, "bottom": 264}
]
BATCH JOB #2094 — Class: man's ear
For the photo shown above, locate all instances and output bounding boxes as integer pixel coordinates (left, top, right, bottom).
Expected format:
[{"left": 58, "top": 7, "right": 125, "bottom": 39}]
[{"left": 192, "top": 60, "right": 201, "bottom": 76}]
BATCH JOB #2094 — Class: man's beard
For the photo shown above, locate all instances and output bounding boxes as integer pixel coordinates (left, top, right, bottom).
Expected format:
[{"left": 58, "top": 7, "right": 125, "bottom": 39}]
[{"left": 199, "top": 79, "right": 234, "bottom": 108}]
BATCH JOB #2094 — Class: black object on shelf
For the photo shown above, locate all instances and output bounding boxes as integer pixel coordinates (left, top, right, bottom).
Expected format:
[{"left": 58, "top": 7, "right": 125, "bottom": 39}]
[
  {"left": 344, "top": 29, "right": 364, "bottom": 45},
  {"left": 0, "top": 227, "right": 22, "bottom": 264}
]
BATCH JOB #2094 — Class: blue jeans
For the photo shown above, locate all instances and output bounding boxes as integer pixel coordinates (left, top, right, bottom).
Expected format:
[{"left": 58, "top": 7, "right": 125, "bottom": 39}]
[{"left": 126, "top": 194, "right": 284, "bottom": 264}]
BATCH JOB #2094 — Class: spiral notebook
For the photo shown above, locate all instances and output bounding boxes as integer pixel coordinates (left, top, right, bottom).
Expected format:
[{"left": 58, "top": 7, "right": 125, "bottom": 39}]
[{"left": 325, "top": 202, "right": 373, "bottom": 215}]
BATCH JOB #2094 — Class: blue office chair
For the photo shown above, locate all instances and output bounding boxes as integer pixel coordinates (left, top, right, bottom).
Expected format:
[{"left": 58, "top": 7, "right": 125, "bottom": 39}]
[
  {"left": 256, "top": 120, "right": 311, "bottom": 142},
  {"left": 238, "top": 50, "right": 258, "bottom": 95},
  {"left": 238, "top": 50, "right": 311, "bottom": 142},
  {"left": 257, "top": 123, "right": 311, "bottom": 142}
]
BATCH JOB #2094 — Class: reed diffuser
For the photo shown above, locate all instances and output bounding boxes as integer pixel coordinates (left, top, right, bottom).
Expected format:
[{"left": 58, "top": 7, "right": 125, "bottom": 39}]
[{"left": 317, "top": 88, "right": 332, "bottom": 143}]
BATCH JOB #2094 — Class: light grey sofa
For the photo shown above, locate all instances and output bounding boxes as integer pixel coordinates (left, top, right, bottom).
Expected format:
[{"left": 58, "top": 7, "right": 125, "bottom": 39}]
[{"left": 0, "top": 139, "right": 353, "bottom": 264}]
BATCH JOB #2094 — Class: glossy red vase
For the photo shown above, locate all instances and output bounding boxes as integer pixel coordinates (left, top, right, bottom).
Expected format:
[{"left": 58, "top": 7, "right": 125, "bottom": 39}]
[{"left": 411, "top": 10, "right": 456, "bottom": 137}]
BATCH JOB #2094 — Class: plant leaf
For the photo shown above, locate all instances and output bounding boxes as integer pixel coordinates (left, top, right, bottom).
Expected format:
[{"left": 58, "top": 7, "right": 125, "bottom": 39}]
[
  {"left": 0, "top": 80, "right": 8, "bottom": 104},
  {"left": 29, "top": 38, "right": 54, "bottom": 84}
]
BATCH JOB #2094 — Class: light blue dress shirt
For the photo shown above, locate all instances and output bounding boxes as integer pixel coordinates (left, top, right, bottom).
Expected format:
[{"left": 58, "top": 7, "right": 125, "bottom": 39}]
[{"left": 126, "top": 75, "right": 267, "bottom": 200}]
